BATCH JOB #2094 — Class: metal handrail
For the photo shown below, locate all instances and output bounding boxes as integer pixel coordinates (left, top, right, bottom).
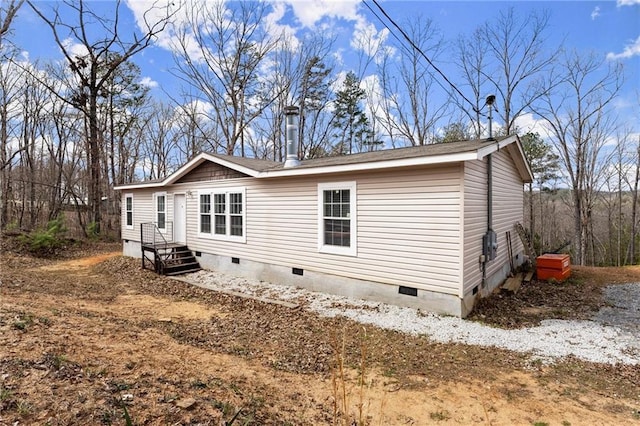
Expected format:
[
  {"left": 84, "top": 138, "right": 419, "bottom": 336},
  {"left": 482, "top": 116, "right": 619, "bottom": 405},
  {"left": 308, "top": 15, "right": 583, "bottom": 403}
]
[{"left": 141, "top": 221, "right": 173, "bottom": 248}]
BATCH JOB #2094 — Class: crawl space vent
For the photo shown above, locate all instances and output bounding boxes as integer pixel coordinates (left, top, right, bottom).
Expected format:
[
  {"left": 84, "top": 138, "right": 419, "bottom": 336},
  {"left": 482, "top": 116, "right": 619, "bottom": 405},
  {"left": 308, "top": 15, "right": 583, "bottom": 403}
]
[{"left": 398, "top": 286, "right": 418, "bottom": 297}]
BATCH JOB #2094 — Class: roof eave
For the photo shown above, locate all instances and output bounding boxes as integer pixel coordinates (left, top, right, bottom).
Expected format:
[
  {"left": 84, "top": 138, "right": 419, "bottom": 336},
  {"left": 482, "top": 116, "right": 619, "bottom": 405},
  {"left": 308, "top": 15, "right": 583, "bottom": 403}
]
[
  {"left": 258, "top": 151, "right": 481, "bottom": 178},
  {"left": 508, "top": 139, "right": 534, "bottom": 183},
  {"left": 114, "top": 181, "right": 165, "bottom": 191},
  {"left": 474, "top": 135, "right": 533, "bottom": 183}
]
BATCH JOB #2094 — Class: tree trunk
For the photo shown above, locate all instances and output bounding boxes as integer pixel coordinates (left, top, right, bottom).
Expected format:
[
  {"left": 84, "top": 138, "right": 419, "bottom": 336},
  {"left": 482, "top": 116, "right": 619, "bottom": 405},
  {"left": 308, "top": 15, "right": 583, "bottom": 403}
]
[
  {"left": 629, "top": 140, "right": 640, "bottom": 264},
  {"left": 89, "top": 84, "right": 101, "bottom": 234},
  {"left": 0, "top": 99, "right": 8, "bottom": 228},
  {"left": 573, "top": 189, "right": 584, "bottom": 265},
  {"left": 529, "top": 183, "right": 534, "bottom": 249}
]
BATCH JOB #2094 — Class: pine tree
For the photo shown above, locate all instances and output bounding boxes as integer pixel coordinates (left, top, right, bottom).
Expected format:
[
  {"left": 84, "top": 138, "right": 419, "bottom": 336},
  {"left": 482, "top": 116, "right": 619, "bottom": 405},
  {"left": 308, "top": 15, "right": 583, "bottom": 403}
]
[
  {"left": 521, "top": 132, "right": 561, "bottom": 253},
  {"left": 332, "top": 72, "right": 372, "bottom": 155},
  {"left": 298, "top": 56, "right": 333, "bottom": 158}
]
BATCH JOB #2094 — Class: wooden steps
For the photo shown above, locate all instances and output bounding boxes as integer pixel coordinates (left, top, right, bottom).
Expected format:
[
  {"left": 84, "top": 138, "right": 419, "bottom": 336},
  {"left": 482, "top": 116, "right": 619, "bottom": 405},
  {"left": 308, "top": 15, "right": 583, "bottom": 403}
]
[
  {"left": 142, "top": 243, "right": 201, "bottom": 276},
  {"left": 159, "top": 245, "right": 201, "bottom": 276}
]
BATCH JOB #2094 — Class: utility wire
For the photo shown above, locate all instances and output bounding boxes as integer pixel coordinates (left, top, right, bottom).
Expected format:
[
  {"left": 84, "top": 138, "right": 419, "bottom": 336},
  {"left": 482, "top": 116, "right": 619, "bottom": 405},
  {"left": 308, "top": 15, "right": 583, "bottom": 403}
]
[
  {"left": 365, "top": 0, "right": 480, "bottom": 113},
  {"left": 361, "top": 1, "right": 449, "bottom": 92},
  {"left": 361, "top": 1, "right": 434, "bottom": 71}
]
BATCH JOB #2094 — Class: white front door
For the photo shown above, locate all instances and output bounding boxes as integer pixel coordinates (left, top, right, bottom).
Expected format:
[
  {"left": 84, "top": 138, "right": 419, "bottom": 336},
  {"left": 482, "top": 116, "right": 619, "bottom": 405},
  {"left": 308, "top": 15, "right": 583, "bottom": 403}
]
[{"left": 174, "top": 194, "right": 186, "bottom": 244}]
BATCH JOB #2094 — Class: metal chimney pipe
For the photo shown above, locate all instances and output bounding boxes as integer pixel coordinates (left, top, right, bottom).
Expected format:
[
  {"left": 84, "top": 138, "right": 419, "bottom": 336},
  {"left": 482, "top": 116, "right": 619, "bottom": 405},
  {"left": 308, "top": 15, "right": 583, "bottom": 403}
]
[
  {"left": 283, "top": 105, "right": 300, "bottom": 168},
  {"left": 485, "top": 94, "right": 496, "bottom": 140}
]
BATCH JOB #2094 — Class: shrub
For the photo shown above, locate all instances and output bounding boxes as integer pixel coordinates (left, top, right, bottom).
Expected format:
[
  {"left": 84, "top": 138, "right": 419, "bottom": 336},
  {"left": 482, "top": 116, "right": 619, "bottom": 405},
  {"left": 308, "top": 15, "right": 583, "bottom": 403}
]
[
  {"left": 19, "top": 216, "right": 67, "bottom": 256},
  {"left": 86, "top": 221, "right": 99, "bottom": 240}
]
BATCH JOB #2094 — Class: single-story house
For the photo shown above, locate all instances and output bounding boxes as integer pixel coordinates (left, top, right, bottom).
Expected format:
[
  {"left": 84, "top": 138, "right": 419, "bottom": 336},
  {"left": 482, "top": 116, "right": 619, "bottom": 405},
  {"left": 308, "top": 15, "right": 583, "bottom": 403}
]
[{"left": 115, "top": 133, "right": 533, "bottom": 317}]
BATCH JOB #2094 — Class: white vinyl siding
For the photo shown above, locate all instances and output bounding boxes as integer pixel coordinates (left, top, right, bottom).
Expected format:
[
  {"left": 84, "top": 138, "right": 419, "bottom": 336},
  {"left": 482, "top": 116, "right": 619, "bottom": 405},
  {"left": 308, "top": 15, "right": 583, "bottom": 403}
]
[
  {"left": 462, "top": 160, "right": 487, "bottom": 295},
  {"left": 462, "top": 148, "right": 525, "bottom": 295},
  {"left": 176, "top": 165, "right": 463, "bottom": 295},
  {"left": 485, "top": 148, "right": 525, "bottom": 279},
  {"left": 198, "top": 187, "right": 246, "bottom": 243},
  {"left": 121, "top": 191, "right": 164, "bottom": 241},
  {"left": 318, "top": 181, "right": 357, "bottom": 256},
  {"left": 125, "top": 194, "right": 133, "bottom": 230}
]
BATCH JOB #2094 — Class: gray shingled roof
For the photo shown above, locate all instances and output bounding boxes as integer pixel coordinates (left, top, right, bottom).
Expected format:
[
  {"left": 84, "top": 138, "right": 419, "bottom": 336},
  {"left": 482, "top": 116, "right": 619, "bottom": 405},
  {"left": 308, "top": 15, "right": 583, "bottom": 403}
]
[
  {"left": 114, "top": 136, "right": 527, "bottom": 189},
  {"left": 210, "top": 138, "right": 503, "bottom": 172},
  {"left": 208, "top": 154, "right": 280, "bottom": 172}
]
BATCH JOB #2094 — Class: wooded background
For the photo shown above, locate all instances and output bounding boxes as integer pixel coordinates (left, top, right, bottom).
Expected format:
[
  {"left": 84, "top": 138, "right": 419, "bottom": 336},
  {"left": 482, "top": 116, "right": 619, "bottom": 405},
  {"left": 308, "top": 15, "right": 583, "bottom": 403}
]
[{"left": 1, "top": 1, "right": 637, "bottom": 266}]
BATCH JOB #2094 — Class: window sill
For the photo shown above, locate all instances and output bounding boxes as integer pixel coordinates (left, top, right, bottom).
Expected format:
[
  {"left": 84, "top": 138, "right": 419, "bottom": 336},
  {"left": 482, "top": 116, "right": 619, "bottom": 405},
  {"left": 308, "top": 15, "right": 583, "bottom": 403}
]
[
  {"left": 197, "top": 232, "right": 247, "bottom": 244},
  {"left": 319, "top": 244, "right": 357, "bottom": 257}
]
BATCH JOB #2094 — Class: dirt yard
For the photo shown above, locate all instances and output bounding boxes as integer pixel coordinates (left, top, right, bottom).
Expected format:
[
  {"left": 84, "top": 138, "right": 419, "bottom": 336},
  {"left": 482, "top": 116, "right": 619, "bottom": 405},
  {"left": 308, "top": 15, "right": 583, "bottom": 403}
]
[{"left": 1, "top": 238, "right": 639, "bottom": 425}]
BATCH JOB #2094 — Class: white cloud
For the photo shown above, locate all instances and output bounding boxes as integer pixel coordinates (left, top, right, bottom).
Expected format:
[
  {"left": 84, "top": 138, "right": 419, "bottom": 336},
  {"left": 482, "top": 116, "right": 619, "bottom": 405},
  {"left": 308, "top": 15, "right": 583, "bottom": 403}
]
[
  {"left": 174, "top": 99, "right": 215, "bottom": 118},
  {"left": 512, "top": 113, "right": 553, "bottom": 137},
  {"left": 330, "top": 70, "right": 348, "bottom": 95},
  {"left": 61, "top": 38, "right": 89, "bottom": 58},
  {"left": 332, "top": 48, "right": 345, "bottom": 67},
  {"left": 286, "top": 0, "right": 360, "bottom": 28},
  {"left": 590, "top": 6, "right": 600, "bottom": 20},
  {"left": 617, "top": 0, "right": 640, "bottom": 6},
  {"left": 124, "top": 0, "right": 206, "bottom": 55},
  {"left": 139, "top": 76, "right": 159, "bottom": 89},
  {"left": 351, "top": 15, "right": 394, "bottom": 62},
  {"left": 606, "top": 35, "right": 640, "bottom": 60},
  {"left": 264, "top": 1, "right": 300, "bottom": 51},
  {"left": 361, "top": 73, "right": 384, "bottom": 116}
]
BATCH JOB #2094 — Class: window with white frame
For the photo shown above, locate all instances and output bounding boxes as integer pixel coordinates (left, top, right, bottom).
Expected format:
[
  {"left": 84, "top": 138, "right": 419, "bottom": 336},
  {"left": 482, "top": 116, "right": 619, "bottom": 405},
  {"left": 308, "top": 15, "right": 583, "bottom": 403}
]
[
  {"left": 125, "top": 194, "right": 133, "bottom": 229},
  {"left": 200, "top": 194, "right": 211, "bottom": 233},
  {"left": 229, "top": 193, "right": 243, "bottom": 236},
  {"left": 155, "top": 192, "right": 166, "bottom": 230},
  {"left": 318, "top": 182, "right": 357, "bottom": 256},
  {"left": 214, "top": 193, "right": 226, "bottom": 235},
  {"left": 198, "top": 188, "right": 246, "bottom": 242}
]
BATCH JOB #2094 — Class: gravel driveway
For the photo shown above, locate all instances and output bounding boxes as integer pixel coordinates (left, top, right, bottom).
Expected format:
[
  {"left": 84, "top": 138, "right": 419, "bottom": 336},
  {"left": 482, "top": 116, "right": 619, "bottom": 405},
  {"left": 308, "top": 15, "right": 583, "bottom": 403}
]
[{"left": 183, "top": 271, "right": 640, "bottom": 366}]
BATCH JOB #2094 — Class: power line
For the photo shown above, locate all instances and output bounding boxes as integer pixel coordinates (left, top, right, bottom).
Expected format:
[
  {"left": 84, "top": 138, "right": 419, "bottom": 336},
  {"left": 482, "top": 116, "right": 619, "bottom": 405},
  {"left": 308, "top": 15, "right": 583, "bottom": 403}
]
[
  {"left": 364, "top": 0, "right": 480, "bottom": 113},
  {"left": 361, "top": 0, "right": 451, "bottom": 96}
]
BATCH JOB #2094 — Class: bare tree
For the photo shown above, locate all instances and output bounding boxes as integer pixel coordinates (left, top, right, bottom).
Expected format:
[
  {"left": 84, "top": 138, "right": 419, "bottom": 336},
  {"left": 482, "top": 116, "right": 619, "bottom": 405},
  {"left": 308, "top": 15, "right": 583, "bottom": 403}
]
[
  {"left": 27, "top": 0, "right": 174, "bottom": 234},
  {"left": 378, "top": 15, "right": 447, "bottom": 146},
  {"left": 171, "top": 97, "right": 218, "bottom": 164},
  {"left": 454, "top": 28, "right": 488, "bottom": 138},
  {"left": 139, "top": 102, "right": 184, "bottom": 180},
  {"left": 251, "top": 32, "right": 336, "bottom": 161},
  {"left": 44, "top": 92, "right": 84, "bottom": 223},
  {"left": 171, "top": 1, "right": 282, "bottom": 157},
  {"left": 535, "top": 50, "right": 623, "bottom": 265},
  {"left": 0, "top": 52, "right": 27, "bottom": 227},
  {"left": 0, "top": 0, "right": 23, "bottom": 39},
  {"left": 457, "top": 7, "right": 557, "bottom": 136},
  {"left": 247, "top": 33, "right": 297, "bottom": 161},
  {"left": 619, "top": 130, "right": 640, "bottom": 265}
]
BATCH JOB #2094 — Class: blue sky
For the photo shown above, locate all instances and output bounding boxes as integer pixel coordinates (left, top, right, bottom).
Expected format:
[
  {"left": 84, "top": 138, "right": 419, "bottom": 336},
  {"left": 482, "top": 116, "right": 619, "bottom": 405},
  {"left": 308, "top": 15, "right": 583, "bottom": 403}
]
[{"left": 9, "top": 0, "right": 640, "bottom": 137}]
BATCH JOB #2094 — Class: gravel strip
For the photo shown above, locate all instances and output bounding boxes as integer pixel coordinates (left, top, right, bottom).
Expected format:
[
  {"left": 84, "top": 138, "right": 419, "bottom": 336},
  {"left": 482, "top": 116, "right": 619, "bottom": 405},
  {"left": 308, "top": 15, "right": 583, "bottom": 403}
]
[{"left": 184, "top": 270, "right": 640, "bottom": 366}]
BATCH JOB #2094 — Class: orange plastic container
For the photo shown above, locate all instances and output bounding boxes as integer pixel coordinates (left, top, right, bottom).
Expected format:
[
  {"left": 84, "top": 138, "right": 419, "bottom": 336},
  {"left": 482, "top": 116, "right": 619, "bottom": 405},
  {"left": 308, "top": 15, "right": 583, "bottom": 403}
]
[
  {"left": 536, "top": 253, "right": 571, "bottom": 282},
  {"left": 537, "top": 253, "right": 570, "bottom": 270},
  {"left": 536, "top": 267, "right": 571, "bottom": 281}
]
